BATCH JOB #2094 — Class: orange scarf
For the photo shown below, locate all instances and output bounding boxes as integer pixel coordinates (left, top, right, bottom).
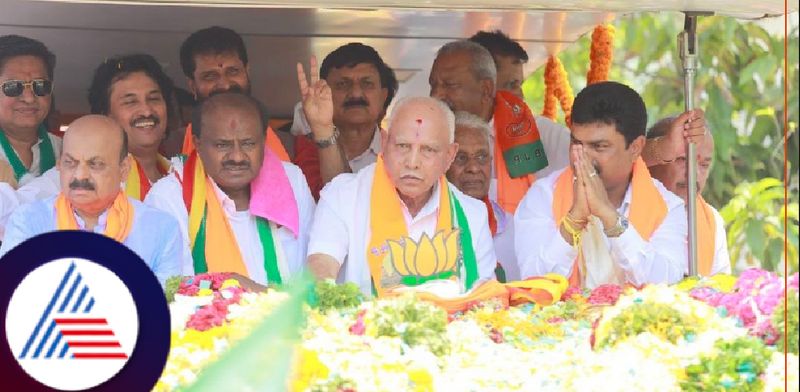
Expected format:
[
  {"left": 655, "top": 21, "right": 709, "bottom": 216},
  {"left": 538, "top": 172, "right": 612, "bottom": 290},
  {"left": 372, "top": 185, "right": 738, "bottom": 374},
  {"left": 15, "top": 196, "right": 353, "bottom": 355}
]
[
  {"left": 182, "top": 152, "right": 250, "bottom": 276},
  {"left": 55, "top": 191, "right": 134, "bottom": 242},
  {"left": 125, "top": 155, "right": 170, "bottom": 200},
  {"left": 697, "top": 196, "right": 716, "bottom": 276},
  {"left": 181, "top": 123, "right": 290, "bottom": 162},
  {"left": 493, "top": 91, "right": 546, "bottom": 213},
  {"left": 367, "top": 156, "right": 466, "bottom": 297},
  {"left": 552, "top": 158, "right": 667, "bottom": 287}
]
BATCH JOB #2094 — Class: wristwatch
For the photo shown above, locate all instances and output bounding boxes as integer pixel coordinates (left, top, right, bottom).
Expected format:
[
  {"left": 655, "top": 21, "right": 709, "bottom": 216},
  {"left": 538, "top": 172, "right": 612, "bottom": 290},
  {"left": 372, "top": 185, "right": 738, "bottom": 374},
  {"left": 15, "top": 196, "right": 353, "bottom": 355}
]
[
  {"left": 604, "top": 213, "right": 629, "bottom": 238},
  {"left": 314, "top": 127, "right": 339, "bottom": 149}
]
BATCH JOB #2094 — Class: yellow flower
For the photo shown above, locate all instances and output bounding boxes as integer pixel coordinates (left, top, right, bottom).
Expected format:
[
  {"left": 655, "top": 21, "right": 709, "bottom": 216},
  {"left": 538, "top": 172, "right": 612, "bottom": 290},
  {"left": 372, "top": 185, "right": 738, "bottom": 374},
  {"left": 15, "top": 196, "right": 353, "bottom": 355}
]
[
  {"left": 387, "top": 230, "right": 459, "bottom": 278},
  {"left": 408, "top": 367, "right": 434, "bottom": 392}
]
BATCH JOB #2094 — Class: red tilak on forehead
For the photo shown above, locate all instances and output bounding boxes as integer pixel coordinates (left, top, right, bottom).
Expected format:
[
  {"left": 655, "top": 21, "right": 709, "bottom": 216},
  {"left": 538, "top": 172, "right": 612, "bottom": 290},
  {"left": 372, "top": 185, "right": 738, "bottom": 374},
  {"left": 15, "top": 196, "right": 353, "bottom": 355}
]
[
  {"left": 415, "top": 118, "right": 423, "bottom": 139},
  {"left": 229, "top": 117, "right": 238, "bottom": 129},
  {"left": 218, "top": 63, "right": 224, "bottom": 68}
]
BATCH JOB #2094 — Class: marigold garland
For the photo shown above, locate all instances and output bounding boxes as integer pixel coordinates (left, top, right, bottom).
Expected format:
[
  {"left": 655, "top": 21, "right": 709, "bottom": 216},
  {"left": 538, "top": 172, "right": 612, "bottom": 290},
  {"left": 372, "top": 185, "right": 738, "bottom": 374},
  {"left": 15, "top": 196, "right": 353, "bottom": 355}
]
[
  {"left": 586, "top": 24, "right": 616, "bottom": 85},
  {"left": 542, "top": 56, "right": 573, "bottom": 125}
]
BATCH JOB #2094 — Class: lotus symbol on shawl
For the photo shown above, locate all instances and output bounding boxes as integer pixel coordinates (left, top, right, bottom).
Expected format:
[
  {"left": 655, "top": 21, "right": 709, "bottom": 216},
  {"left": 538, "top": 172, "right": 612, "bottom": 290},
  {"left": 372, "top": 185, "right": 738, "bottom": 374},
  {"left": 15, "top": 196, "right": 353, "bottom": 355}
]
[{"left": 386, "top": 229, "right": 460, "bottom": 282}]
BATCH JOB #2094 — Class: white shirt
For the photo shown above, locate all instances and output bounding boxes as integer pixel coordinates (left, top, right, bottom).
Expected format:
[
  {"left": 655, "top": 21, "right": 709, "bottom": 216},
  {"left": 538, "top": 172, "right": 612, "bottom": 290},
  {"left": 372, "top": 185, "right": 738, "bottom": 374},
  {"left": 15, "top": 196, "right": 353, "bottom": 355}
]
[
  {"left": 708, "top": 204, "right": 732, "bottom": 275},
  {"left": 489, "top": 199, "right": 520, "bottom": 281},
  {"left": 514, "top": 168, "right": 689, "bottom": 286},
  {"left": 144, "top": 159, "right": 315, "bottom": 286},
  {"left": 347, "top": 128, "right": 382, "bottom": 173},
  {"left": 488, "top": 115, "right": 571, "bottom": 201},
  {"left": 0, "top": 167, "right": 60, "bottom": 241},
  {"left": 308, "top": 162, "right": 497, "bottom": 296},
  {"left": 0, "top": 132, "right": 62, "bottom": 187}
]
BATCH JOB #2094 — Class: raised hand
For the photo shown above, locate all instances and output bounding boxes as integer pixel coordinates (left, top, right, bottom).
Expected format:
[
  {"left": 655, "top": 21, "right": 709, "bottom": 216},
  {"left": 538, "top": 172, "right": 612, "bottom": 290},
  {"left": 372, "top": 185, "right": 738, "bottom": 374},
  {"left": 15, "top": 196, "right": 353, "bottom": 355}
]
[
  {"left": 574, "top": 145, "right": 617, "bottom": 228},
  {"left": 297, "top": 56, "right": 335, "bottom": 138},
  {"left": 663, "top": 108, "right": 707, "bottom": 163},
  {"left": 569, "top": 144, "right": 590, "bottom": 222}
]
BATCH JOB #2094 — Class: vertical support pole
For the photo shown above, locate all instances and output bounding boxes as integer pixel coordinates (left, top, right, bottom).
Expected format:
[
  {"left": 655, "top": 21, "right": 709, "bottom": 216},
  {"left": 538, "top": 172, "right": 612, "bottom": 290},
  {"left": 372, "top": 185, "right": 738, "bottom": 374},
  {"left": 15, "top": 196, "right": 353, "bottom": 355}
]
[{"left": 679, "top": 13, "right": 700, "bottom": 277}]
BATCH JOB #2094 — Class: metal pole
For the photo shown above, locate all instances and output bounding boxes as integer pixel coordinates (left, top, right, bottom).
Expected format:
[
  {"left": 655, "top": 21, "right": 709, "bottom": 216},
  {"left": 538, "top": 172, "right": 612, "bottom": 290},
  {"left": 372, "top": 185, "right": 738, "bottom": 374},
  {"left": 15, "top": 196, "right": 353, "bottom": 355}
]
[{"left": 679, "top": 13, "right": 700, "bottom": 277}]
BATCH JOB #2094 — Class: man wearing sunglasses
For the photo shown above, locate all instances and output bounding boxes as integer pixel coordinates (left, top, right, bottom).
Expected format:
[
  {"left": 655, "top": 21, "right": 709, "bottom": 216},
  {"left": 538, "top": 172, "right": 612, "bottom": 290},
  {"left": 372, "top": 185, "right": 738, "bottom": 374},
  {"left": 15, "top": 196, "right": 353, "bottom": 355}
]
[{"left": 0, "top": 35, "right": 60, "bottom": 190}]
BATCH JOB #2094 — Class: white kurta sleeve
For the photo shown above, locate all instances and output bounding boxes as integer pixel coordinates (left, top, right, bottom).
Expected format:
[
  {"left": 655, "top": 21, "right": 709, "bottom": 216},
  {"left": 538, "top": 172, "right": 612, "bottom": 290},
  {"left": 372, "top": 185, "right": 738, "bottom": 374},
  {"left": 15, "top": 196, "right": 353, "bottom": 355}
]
[
  {"left": 307, "top": 179, "right": 350, "bottom": 265},
  {"left": 513, "top": 176, "right": 579, "bottom": 279},
  {"left": 609, "top": 203, "right": 688, "bottom": 285}
]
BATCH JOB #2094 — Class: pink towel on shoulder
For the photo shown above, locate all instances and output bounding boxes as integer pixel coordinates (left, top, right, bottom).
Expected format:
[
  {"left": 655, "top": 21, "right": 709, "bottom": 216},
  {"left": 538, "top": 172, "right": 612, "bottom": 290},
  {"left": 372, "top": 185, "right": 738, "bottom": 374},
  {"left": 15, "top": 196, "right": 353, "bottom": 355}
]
[{"left": 250, "top": 145, "right": 300, "bottom": 237}]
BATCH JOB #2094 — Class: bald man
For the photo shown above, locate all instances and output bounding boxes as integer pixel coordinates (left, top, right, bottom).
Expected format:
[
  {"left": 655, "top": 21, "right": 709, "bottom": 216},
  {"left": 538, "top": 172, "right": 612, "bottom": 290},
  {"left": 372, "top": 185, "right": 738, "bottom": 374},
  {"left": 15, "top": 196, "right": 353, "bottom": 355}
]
[
  {"left": 307, "top": 96, "right": 496, "bottom": 297},
  {"left": 647, "top": 117, "right": 731, "bottom": 276},
  {"left": 0, "top": 115, "right": 184, "bottom": 286}
]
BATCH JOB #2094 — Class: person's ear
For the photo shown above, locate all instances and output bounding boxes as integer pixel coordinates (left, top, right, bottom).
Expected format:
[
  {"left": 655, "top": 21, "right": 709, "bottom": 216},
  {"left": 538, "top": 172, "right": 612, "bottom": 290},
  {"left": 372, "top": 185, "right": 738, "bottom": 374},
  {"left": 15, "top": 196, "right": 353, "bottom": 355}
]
[
  {"left": 446, "top": 142, "right": 459, "bottom": 167},
  {"left": 629, "top": 135, "right": 646, "bottom": 160},
  {"left": 119, "top": 154, "right": 131, "bottom": 181},
  {"left": 187, "top": 78, "right": 198, "bottom": 101},
  {"left": 480, "top": 79, "right": 495, "bottom": 102}
]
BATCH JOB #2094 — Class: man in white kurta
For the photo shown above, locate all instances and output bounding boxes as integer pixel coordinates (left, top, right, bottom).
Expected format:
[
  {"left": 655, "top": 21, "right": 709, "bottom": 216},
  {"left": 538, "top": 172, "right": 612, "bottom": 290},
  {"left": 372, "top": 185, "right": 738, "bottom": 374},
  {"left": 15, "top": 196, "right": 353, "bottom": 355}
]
[
  {"left": 145, "top": 93, "right": 315, "bottom": 288},
  {"left": 307, "top": 97, "right": 496, "bottom": 297},
  {"left": 646, "top": 116, "right": 731, "bottom": 275},
  {"left": 515, "top": 82, "right": 689, "bottom": 288}
]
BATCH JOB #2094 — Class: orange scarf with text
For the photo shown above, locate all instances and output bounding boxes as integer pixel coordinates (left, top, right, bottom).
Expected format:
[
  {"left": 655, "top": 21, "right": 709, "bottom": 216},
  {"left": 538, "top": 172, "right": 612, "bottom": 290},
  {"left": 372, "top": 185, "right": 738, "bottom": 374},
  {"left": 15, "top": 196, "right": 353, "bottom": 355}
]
[
  {"left": 493, "top": 91, "right": 548, "bottom": 213},
  {"left": 55, "top": 191, "right": 134, "bottom": 242},
  {"left": 552, "top": 158, "right": 667, "bottom": 287}
]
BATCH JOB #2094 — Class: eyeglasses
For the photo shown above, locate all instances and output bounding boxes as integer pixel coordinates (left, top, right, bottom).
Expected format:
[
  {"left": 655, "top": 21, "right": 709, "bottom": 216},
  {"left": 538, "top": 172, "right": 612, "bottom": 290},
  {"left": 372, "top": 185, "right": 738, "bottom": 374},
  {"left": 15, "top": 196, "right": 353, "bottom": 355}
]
[
  {"left": 1, "top": 79, "right": 53, "bottom": 98},
  {"left": 452, "top": 151, "right": 491, "bottom": 167}
]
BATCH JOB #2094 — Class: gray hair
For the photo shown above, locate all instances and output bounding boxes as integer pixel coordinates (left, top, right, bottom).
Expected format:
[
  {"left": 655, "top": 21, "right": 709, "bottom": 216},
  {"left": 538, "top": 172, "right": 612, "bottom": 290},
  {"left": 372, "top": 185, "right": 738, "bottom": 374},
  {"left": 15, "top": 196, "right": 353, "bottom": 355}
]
[
  {"left": 436, "top": 40, "right": 497, "bottom": 87},
  {"left": 454, "top": 111, "right": 492, "bottom": 146},
  {"left": 388, "top": 96, "right": 455, "bottom": 143}
]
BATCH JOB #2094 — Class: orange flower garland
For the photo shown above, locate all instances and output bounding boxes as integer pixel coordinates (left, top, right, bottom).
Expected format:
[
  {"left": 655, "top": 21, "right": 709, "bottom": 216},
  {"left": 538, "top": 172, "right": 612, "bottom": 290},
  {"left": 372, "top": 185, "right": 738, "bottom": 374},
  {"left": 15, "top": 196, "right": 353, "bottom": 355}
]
[
  {"left": 542, "top": 56, "right": 574, "bottom": 125},
  {"left": 586, "top": 24, "right": 616, "bottom": 85}
]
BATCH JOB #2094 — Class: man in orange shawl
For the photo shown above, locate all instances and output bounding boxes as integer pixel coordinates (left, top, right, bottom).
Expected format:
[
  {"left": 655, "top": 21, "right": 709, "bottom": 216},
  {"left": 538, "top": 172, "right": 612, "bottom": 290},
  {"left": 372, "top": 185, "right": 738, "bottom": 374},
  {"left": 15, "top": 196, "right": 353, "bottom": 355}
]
[
  {"left": 515, "top": 82, "right": 688, "bottom": 288},
  {"left": 0, "top": 115, "right": 184, "bottom": 286},
  {"left": 307, "top": 96, "right": 497, "bottom": 297},
  {"left": 429, "top": 40, "right": 571, "bottom": 214},
  {"left": 647, "top": 116, "right": 731, "bottom": 276}
]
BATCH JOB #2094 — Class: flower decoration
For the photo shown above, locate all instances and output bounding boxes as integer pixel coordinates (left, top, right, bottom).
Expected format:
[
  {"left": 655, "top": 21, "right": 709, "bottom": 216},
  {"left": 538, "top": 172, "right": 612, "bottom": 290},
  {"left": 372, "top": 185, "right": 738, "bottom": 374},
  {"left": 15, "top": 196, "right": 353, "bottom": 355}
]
[{"left": 586, "top": 24, "right": 615, "bottom": 85}]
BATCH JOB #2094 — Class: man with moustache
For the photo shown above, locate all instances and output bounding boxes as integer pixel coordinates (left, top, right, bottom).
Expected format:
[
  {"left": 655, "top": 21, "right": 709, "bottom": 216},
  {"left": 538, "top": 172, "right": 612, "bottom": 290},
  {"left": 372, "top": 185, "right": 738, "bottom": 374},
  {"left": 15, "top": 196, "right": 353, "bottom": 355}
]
[
  {"left": 8, "top": 54, "right": 177, "bottom": 208},
  {"left": 177, "top": 26, "right": 288, "bottom": 160},
  {"left": 0, "top": 115, "right": 184, "bottom": 286},
  {"left": 146, "top": 93, "right": 315, "bottom": 289},
  {"left": 514, "top": 82, "right": 688, "bottom": 288},
  {"left": 293, "top": 43, "right": 398, "bottom": 198},
  {"left": 0, "top": 35, "right": 61, "bottom": 190},
  {"left": 647, "top": 116, "right": 731, "bottom": 275},
  {"left": 307, "top": 96, "right": 496, "bottom": 297},
  {"left": 446, "top": 111, "right": 518, "bottom": 281}
]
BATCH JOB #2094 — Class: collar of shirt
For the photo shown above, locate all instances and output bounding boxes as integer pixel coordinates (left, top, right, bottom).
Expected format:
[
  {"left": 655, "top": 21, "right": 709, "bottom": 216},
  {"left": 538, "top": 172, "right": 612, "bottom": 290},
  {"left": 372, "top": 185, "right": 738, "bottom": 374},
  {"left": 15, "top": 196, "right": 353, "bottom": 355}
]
[
  {"left": 398, "top": 179, "right": 442, "bottom": 226},
  {"left": 209, "top": 178, "right": 241, "bottom": 216},
  {"left": 73, "top": 207, "right": 109, "bottom": 234},
  {"left": 348, "top": 126, "right": 382, "bottom": 171}
]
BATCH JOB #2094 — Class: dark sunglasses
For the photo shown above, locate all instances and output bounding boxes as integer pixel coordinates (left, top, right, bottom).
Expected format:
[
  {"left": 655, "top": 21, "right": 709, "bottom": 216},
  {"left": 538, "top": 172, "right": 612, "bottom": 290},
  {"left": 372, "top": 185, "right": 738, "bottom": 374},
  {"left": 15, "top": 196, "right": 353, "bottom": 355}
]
[{"left": 1, "top": 79, "right": 53, "bottom": 98}]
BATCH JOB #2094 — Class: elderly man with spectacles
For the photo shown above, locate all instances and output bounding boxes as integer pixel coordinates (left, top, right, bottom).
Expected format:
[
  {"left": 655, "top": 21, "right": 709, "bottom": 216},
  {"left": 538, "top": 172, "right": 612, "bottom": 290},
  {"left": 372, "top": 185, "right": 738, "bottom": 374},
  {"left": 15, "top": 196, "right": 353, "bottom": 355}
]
[{"left": 446, "top": 111, "right": 518, "bottom": 281}]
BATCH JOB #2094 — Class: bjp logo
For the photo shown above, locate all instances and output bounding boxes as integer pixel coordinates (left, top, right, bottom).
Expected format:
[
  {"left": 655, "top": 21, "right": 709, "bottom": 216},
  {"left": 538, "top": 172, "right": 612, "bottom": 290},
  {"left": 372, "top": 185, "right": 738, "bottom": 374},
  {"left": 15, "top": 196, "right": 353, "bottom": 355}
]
[{"left": 381, "top": 229, "right": 461, "bottom": 288}]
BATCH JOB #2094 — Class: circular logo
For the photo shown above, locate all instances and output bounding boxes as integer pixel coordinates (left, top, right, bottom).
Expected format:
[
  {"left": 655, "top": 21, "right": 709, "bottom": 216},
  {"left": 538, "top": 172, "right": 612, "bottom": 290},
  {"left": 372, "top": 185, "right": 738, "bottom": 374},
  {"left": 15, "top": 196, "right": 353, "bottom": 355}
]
[
  {"left": 0, "top": 231, "right": 170, "bottom": 391},
  {"left": 5, "top": 258, "right": 139, "bottom": 390}
]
